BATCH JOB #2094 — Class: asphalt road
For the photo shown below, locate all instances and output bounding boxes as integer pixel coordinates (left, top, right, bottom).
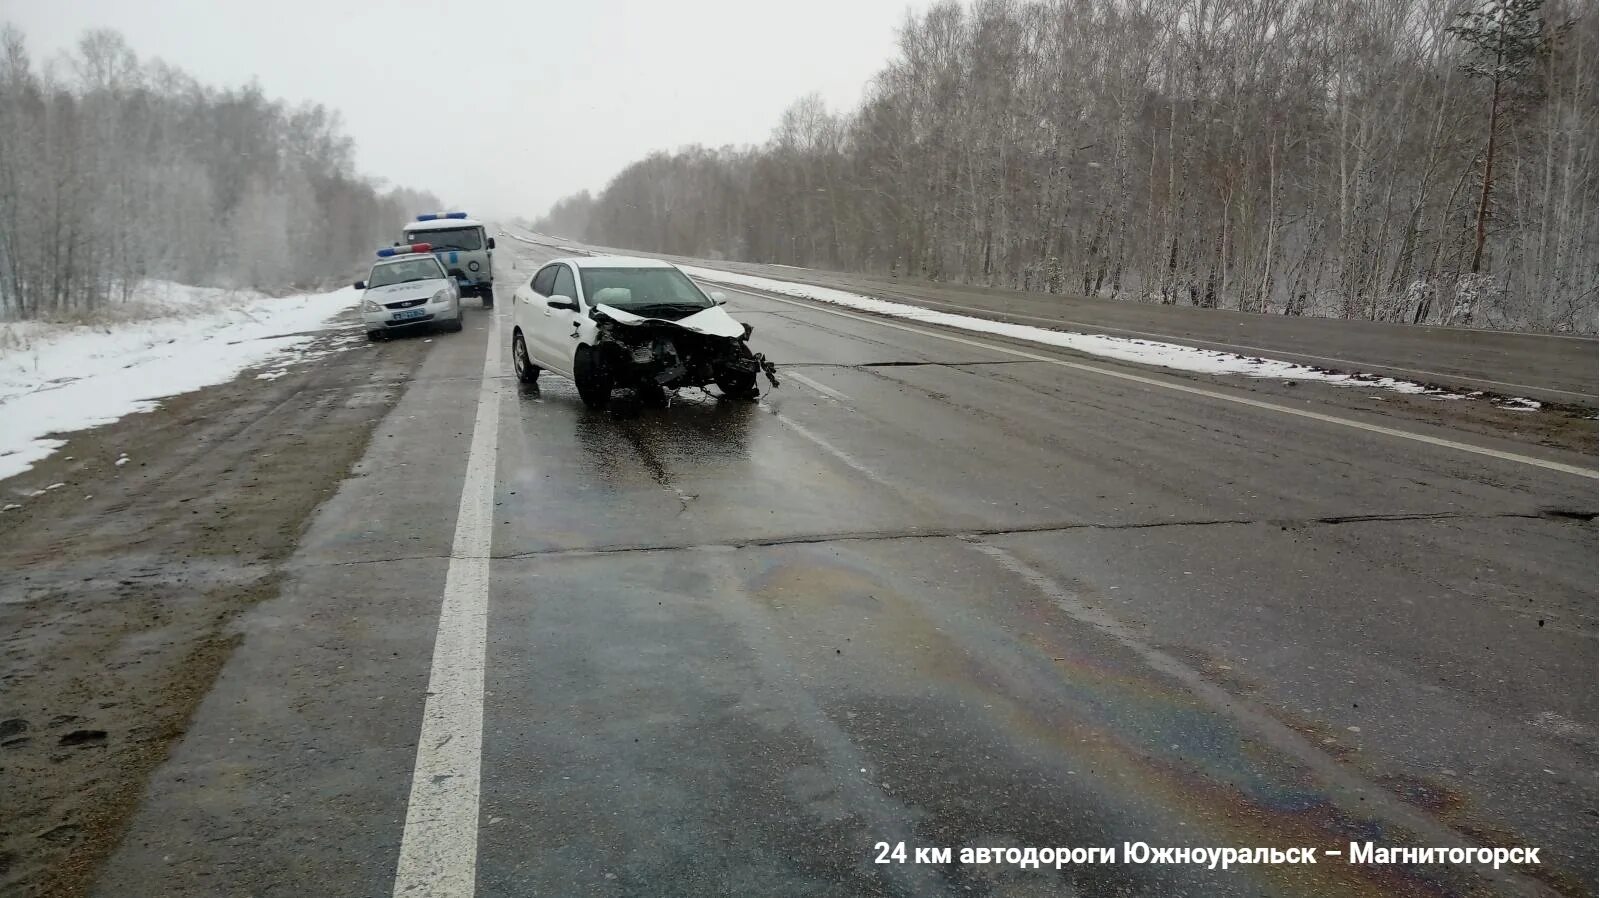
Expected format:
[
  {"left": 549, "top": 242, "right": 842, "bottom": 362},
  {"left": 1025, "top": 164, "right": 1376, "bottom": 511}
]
[
  {"left": 538, "top": 233, "right": 1599, "bottom": 408},
  {"left": 32, "top": 238, "right": 1598, "bottom": 897}
]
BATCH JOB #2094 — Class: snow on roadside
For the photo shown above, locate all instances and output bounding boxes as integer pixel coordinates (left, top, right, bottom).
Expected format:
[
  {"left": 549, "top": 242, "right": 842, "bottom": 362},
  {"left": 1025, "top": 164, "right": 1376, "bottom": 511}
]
[
  {"left": 0, "top": 282, "right": 358, "bottom": 483},
  {"left": 680, "top": 265, "right": 1495, "bottom": 401}
]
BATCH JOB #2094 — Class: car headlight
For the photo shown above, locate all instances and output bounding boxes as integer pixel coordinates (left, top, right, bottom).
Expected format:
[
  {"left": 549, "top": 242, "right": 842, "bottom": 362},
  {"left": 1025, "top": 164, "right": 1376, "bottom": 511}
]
[
  {"left": 361, "top": 299, "right": 381, "bottom": 312},
  {"left": 432, "top": 289, "right": 451, "bottom": 303}
]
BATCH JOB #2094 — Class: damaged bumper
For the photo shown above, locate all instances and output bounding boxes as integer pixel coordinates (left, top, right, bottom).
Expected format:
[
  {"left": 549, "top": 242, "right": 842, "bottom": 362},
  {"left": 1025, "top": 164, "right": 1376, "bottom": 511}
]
[{"left": 591, "top": 304, "right": 779, "bottom": 395}]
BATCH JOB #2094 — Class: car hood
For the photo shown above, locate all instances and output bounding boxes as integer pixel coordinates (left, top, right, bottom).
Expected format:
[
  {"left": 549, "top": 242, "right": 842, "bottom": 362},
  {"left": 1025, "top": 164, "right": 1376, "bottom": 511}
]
[
  {"left": 366, "top": 279, "right": 451, "bottom": 303},
  {"left": 593, "top": 304, "right": 746, "bottom": 339}
]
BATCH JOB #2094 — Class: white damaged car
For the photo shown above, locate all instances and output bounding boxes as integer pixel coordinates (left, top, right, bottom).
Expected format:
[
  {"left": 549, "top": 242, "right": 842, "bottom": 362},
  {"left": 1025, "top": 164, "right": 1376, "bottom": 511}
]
[
  {"left": 355, "top": 244, "right": 463, "bottom": 340},
  {"left": 510, "top": 256, "right": 778, "bottom": 408}
]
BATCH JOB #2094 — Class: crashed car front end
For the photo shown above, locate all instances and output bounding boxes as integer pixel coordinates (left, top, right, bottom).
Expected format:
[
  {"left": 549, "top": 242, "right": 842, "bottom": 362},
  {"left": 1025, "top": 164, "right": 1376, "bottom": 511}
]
[{"left": 589, "top": 303, "right": 779, "bottom": 398}]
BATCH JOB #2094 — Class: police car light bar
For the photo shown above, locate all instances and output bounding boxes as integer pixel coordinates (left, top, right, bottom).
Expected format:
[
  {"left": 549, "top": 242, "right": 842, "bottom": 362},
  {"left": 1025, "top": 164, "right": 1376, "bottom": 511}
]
[
  {"left": 377, "top": 243, "right": 432, "bottom": 257},
  {"left": 414, "top": 212, "right": 469, "bottom": 222}
]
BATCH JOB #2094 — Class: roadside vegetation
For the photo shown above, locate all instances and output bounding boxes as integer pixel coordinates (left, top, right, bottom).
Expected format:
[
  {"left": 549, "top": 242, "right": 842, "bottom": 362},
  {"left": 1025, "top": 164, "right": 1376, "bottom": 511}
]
[
  {"left": 0, "top": 26, "right": 438, "bottom": 322},
  {"left": 537, "top": 0, "right": 1597, "bottom": 334}
]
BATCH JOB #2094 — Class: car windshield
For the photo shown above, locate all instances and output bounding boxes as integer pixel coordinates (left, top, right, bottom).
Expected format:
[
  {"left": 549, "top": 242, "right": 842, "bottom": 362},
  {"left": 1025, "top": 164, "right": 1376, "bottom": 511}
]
[
  {"left": 367, "top": 257, "right": 444, "bottom": 288},
  {"left": 579, "top": 267, "right": 710, "bottom": 313},
  {"left": 405, "top": 227, "right": 482, "bottom": 251}
]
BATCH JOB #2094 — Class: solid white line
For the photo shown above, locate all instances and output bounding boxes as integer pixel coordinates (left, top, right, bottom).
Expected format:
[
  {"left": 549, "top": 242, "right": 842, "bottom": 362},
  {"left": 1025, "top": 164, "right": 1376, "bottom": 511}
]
[
  {"left": 392, "top": 309, "right": 502, "bottom": 897},
  {"left": 728, "top": 288, "right": 1597, "bottom": 480}
]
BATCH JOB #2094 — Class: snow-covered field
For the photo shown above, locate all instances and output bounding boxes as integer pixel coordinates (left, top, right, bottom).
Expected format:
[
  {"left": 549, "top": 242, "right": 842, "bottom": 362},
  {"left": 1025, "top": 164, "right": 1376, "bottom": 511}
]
[
  {"left": 678, "top": 265, "right": 1544, "bottom": 410},
  {"left": 0, "top": 282, "right": 358, "bottom": 482}
]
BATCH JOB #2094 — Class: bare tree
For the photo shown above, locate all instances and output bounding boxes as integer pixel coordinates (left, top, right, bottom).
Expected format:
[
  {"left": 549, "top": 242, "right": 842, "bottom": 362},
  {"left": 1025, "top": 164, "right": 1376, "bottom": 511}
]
[
  {"left": 0, "top": 26, "right": 440, "bottom": 321},
  {"left": 542, "top": 0, "right": 1595, "bottom": 333}
]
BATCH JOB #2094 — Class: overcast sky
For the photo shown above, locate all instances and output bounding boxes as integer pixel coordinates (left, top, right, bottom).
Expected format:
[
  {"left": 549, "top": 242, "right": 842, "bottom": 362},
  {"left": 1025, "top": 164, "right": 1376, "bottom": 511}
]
[{"left": 7, "top": 0, "right": 914, "bottom": 219}]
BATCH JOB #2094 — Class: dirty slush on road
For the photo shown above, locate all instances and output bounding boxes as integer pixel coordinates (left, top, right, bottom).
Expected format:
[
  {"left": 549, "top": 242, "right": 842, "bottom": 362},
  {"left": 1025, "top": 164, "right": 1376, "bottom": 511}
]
[{"left": 0, "top": 324, "right": 426, "bottom": 898}]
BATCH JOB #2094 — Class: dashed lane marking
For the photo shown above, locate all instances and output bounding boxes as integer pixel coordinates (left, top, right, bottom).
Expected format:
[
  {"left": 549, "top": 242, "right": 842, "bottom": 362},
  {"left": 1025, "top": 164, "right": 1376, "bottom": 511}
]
[{"left": 727, "top": 288, "right": 1597, "bottom": 481}]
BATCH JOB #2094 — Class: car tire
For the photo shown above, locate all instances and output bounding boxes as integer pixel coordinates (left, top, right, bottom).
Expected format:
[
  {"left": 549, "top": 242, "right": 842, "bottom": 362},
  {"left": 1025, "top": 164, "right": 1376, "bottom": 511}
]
[
  {"left": 482, "top": 295, "right": 494, "bottom": 309},
  {"left": 716, "top": 370, "right": 759, "bottom": 400},
  {"left": 366, "top": 330, "right": 385, "bottom": 342},
  {"left": 636, "top": 383, "right": 668, "bottom": 407},
  {"left": 573, "top": 345, "right": 613, "bottom": 410},
  {"left": 512, "top": 332, "right": 540, "bottom": 384},
  {"left": 441, "top": 317, "right": 464, "bottom": 332}
]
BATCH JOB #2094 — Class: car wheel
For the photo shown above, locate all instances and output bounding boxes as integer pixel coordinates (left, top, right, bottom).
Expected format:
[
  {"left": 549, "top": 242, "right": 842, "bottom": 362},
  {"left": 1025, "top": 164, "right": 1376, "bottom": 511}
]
[
  {"left": 715, "top": 370, "right": 759, "bottom": 400},
  {"left": 636, "top": 382, "right": 668, "bottom": 407},
  {"left": 512, "top": 332, "right": 540, "bottom": 384},
  {"left": 367, "top": 330, "right": 385, "bottom": 342},
  {"left": 573, "top": 345, "right": 613, "bottom": 410},
  {"left": 482, "top": 295, "right": 494, "bottom": 308},
  {"left": 441, "top": 316, "right": 464, "bottom": 333}
]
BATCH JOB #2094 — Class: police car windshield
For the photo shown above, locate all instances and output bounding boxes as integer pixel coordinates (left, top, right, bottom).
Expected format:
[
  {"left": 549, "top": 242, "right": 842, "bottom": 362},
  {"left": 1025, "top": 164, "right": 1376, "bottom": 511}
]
[
  {"left": 579, "top": 267, "right": 711, "bottom": 311},
  {"left": 406, "top": 227, "right": 481, "bottom": 251},
  {"left": 368, "top": 257, "right": 445, "bottom": 288}
]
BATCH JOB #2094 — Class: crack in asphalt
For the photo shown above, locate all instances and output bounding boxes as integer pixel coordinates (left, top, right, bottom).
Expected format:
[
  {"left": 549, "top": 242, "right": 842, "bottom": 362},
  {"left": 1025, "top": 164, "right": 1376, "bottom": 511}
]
[{"left": 318, "top": 507, "right": 1594, "bottom": 568}]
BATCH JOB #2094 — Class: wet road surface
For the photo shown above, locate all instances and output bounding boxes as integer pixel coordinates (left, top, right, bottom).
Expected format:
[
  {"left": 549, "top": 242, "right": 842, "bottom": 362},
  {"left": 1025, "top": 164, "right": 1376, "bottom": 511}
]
[
  {"left": 89, "top": 240, "right": 1596, "bottom": 897},
  {"left": 564, "top": 239, "right": 1599, "bottom": 408}
]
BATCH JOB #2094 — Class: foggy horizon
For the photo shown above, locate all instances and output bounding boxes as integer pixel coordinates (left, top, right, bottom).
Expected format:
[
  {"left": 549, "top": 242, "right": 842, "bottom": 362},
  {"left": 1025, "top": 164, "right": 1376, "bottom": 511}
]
[{"left": 3, "top": 0, "right": 914, "bottom": 219}]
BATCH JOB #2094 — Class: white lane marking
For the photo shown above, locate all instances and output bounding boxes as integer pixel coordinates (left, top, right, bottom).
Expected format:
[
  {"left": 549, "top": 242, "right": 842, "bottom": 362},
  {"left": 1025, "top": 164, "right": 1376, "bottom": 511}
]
[
  {"left": 767, "top": 407, "right": 888, "bottom": 486},
  {"left": 392, "top": 306, "right": 502, "bottom": 897},
  {"left": 784, "top": 370, "right": 851, "bottom": 403},
  {"left": 730, "top": 288, "right": 1597, "bottom": 480},
  {"left": 845, "top": 293, "right": 1598, "bottom": 400},
  {"left": 965, "top": 539, "right": 1557, "bottom": 898}
]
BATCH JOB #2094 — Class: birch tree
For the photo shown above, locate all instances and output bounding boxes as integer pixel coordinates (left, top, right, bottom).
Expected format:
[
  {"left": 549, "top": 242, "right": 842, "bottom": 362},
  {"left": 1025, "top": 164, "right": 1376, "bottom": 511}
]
[{"left": 550, "top": 0, "right": 1595, "bottom": 333}]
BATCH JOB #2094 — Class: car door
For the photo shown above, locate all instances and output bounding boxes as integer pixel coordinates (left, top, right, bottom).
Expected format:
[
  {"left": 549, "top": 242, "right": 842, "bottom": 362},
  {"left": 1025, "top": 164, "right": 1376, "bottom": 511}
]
[
  {"left": 516, "top": 264, "right": 565, "bottom": 372},
  {"left": 538, "top": 263, "right": 585, "bottom": 374}
]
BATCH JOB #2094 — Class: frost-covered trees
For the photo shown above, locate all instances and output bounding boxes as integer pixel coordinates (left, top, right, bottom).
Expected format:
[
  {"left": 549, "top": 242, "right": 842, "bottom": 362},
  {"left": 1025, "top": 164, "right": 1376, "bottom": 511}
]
[
  {"left": 0, "top": 26, "right": 439, "bottom": 319},
  {"left": 530, "top": 190, "right": 596, "bottom": 241},
  {"left": 557, "top": 0, "right": 1596, "bottom": 334}
]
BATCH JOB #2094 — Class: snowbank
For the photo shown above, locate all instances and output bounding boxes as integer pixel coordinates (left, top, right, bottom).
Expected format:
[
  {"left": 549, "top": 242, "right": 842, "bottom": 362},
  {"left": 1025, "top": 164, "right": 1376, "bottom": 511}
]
[
  {"left": 0, "top": 282, "right": 357, "bottom": 481},
  {"left": 680, "top": 265, "right": 1543, "bottom": 406}
]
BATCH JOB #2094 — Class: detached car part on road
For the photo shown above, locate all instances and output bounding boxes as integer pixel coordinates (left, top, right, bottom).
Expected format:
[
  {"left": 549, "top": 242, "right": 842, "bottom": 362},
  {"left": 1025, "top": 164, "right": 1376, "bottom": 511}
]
[
  {"left": 402, "top": 212, "right": 496, "bottom": 307},
  {"left": 511, "top": 256, "right": 778, "bottom": 409},
  {"left": 355, "top": 245, "right": 463, "bottom": 340}
]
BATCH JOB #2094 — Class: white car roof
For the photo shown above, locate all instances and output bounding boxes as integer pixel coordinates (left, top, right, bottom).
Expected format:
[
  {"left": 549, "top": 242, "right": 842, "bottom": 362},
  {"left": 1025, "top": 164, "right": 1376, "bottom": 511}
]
[
  {"left": 565, "top": 255, "right": 677, "bottom": 270},
  {"left": 405, "top": 217, "right": 485, "bottom": 231}
]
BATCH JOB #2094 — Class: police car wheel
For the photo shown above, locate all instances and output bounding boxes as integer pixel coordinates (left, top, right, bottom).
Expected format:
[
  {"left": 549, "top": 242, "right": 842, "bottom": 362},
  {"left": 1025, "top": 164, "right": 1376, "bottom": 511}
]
[
  {"left": 440, "top": 318, "right": 464, "bottom": 333},
  {"left": 366, "top": 330, "right": 385, "bottom": 342}
]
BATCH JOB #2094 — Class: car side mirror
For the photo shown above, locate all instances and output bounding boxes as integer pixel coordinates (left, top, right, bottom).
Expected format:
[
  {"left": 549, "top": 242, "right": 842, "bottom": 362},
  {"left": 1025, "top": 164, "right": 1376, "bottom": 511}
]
[
  {"left": 709, "top": 290, "right": 727, "bottom": 305},
  {"left": 353, "top": 280, "right": 366, "bottom": 290},
  {"left": 547, "top": 295, "right": 579, "bottom": 311},
  {"left": 487, "top": 237, "right": 497, "bottom": 250}
]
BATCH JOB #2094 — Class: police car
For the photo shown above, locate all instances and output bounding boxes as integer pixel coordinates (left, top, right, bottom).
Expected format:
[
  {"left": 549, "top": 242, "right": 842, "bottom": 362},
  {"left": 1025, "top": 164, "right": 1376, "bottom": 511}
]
[
  {"left": 402, "top": 212, "right": 496, "bottom": 307},
  {"left": 354, "top": 244, "right": 463, "bottom": 340}
]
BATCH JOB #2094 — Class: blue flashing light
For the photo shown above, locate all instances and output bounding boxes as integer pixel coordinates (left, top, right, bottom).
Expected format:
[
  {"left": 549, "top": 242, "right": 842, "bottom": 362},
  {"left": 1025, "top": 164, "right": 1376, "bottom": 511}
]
[
  {"left": 413, "top": 211, "right": 469, "bottom": 222},
  {"left": 377, "top": 242, "right": 431, "bottom": 258}
]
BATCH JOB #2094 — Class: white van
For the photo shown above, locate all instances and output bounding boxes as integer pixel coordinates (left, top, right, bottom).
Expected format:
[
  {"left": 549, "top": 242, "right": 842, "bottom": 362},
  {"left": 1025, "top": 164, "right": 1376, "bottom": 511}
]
[{"left": 402, "top": 213, "right": 496, "bottom": 306}]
